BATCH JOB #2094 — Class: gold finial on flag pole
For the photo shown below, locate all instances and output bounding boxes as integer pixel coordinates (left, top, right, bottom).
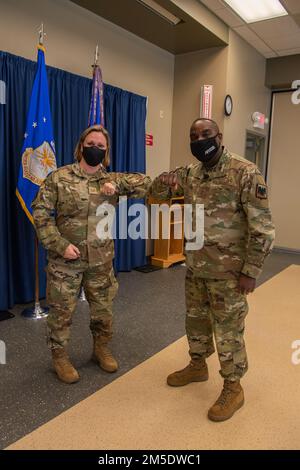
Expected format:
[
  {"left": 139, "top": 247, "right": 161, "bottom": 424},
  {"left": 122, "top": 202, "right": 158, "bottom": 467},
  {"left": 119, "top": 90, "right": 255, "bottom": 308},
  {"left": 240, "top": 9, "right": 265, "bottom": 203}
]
[
  {"left": 38, "top": 23, "right": 46, "bottom": 46},
  {"left": 94, "top": 44, "right": 99, "bottom": 67}
]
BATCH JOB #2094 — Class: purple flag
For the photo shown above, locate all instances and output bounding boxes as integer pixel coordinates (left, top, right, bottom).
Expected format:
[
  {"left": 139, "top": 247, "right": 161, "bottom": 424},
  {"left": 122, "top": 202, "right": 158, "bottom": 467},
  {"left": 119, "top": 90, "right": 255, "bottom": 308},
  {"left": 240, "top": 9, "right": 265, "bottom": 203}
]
[{"left": 88, "top": 65, "right": 104, "bottom": 126}]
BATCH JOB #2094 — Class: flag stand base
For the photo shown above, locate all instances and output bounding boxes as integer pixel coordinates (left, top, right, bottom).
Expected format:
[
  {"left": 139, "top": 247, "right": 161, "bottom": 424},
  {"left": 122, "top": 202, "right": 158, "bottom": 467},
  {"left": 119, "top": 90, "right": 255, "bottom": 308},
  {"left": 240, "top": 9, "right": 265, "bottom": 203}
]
[{"left": 22, "top": 302, "right": 49, "bottom": 319}]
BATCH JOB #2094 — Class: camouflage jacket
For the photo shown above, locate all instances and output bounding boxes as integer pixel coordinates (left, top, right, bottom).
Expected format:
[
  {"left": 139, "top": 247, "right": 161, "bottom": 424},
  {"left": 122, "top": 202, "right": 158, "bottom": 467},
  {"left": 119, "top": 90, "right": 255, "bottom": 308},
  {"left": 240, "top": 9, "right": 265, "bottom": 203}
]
[
  {"left": 150, "top": 148, "right": 275, "bottom": 279},
  {"left": 32, "top": 163, "right": 151, "bottom": 268}
]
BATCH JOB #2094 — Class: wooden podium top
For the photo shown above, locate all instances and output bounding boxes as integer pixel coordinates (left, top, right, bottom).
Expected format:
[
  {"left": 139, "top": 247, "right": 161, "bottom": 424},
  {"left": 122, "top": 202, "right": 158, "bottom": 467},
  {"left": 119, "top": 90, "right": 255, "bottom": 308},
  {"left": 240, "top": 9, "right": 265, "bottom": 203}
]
[{"left": 147, "top": 195, "right": 184, "bottom": 205}]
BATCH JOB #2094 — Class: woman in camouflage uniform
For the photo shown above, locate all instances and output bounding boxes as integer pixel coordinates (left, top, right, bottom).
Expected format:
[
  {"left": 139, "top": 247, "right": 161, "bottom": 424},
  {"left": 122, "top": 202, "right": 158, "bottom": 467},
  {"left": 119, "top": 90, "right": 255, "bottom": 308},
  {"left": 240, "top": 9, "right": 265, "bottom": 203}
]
[{"left": 32, "top": 125, "right": 151, "bottom": 384}]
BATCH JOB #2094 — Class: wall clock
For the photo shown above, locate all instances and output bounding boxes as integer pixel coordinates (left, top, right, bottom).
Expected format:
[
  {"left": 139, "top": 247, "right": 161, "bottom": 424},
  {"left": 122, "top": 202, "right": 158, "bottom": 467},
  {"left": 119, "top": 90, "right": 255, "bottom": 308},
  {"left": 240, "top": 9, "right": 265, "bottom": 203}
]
[{"left": 224, "top": 94, "right": 233, "bottom": 116}]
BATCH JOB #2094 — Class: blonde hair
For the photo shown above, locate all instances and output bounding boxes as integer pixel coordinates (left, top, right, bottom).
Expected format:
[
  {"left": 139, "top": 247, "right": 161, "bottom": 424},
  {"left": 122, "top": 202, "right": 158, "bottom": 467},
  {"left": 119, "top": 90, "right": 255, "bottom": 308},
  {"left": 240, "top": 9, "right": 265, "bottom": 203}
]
[{"left": 74, "top": 125, "right": 110, "bottom": 168}]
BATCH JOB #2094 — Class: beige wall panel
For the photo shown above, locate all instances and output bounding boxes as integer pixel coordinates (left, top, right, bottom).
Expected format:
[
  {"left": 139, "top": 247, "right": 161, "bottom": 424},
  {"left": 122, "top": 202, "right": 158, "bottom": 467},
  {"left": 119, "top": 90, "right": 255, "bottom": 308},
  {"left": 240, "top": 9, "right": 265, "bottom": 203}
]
[
  {"left": 224, "top": 30, "right": 271, "bottom": 160},
  {"left": 170, "top": 46, "right": 228, "bottom": 169},
  {"left": 268, "top": 91, "right": 300, "bottom": 250},
  {"left": 266, "top": 54, "right": 300, "bottom": 89}
]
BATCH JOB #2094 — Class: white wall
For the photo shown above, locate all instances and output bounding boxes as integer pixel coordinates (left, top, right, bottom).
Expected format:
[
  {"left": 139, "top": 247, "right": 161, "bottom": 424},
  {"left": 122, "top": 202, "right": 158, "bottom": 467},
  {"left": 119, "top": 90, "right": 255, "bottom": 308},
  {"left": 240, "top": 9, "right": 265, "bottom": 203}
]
[{"left": 0, "top": 0, "right": 175, "bottom": 179}]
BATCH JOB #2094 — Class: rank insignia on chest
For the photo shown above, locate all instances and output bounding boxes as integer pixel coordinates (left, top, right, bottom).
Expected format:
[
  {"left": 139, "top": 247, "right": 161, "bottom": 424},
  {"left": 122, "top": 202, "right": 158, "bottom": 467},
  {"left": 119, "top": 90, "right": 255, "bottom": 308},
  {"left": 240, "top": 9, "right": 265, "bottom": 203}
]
[
  {"left": 89, "top": 186, "right": 99, "bottom": 195},
  {"left": 256, "top": 184, "right": 267, "bottom": 199}
]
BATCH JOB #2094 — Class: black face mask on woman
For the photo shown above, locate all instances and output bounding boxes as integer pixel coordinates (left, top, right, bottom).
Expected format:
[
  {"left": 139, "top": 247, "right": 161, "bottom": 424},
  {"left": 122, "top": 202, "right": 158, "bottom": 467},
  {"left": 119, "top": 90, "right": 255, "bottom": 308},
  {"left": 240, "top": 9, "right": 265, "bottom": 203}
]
[
  {"left": 82, "top": 146, "right": 106, "bottom": 167},
  {"left": 190, "top": 135, "right": 220, "bottom": 163}
]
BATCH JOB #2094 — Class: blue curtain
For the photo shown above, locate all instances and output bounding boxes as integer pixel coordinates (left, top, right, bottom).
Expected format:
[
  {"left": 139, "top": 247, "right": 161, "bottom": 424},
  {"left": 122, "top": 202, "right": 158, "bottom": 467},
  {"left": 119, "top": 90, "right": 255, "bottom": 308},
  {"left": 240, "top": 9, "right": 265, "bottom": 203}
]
[
  {"left": 105, "top": 86, "right": 147, "bottom": 271},
  {"left": 0, "top": 51, "right": 147, "bottom": 311}
]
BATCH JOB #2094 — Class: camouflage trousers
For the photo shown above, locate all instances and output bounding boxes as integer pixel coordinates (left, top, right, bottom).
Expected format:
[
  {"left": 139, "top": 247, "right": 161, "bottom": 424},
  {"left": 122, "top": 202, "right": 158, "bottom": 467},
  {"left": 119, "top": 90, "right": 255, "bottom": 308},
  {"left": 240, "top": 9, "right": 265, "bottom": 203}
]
[
  {"left": 185, "top": 269, "right": 249, "bottom": 382},
  {"left": 46, "top": 261, "right": 118, "bottom": 349}
]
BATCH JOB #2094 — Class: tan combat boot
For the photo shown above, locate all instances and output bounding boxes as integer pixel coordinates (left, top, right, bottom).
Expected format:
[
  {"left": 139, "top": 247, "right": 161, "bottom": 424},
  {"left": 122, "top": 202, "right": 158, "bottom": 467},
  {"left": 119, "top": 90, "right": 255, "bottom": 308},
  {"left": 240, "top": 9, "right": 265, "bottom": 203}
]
[
  {"left": 51, "top": 348, "right": 80, "bottom": 384},
  {"left": 167, "top": 359, "right": 208, "bottom": 387},
  {"left": 208, "top": 380, "right": 244, "bottom": 422},
  {"left": 93, "top": 337, "right": 118, "bottom": 373}
]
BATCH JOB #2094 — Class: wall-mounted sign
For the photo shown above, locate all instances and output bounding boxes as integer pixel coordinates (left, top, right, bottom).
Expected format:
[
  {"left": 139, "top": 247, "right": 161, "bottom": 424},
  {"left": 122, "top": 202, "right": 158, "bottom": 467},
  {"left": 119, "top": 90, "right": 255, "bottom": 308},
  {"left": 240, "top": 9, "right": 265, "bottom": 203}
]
[
  {"left": 146, "top": 133, "right": 153, "bottom": 146},
  {"left": 200, "top": 85, "right": 213, "bottom": 119}
]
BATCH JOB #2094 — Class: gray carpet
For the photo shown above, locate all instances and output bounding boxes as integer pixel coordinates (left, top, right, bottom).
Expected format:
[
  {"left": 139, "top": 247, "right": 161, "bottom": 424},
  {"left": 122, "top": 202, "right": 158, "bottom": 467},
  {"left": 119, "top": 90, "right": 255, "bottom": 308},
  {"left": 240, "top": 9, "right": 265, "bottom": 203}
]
[{"left": 0, "top": 250, "right": 299, "bottom": 449}]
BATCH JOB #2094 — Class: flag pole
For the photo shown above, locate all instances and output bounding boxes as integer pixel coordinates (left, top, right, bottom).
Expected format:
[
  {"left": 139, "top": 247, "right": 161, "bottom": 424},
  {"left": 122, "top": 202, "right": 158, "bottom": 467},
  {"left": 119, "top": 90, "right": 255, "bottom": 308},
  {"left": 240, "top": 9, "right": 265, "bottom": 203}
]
[
  {"left": 22, "top": 235, "right": 49, "bottom": 319},
  {"left": 21, "top": 23, "right": 49, "bottom": 319},
  {"left": 35, "top": 235, "right": 39, "bottom": 303},
  {"left": 79, "top": 46, "right": 98, "bottom": 303},
  {"left": 79, "top": 43, "right": 102, "bottom": 303}
]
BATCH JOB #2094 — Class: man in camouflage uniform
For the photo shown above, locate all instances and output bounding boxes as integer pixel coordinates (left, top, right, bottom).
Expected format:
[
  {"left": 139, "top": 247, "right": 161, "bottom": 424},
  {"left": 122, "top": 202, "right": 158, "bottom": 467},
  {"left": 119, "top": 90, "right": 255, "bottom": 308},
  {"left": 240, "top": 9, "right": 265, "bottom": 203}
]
[
  {"left": 150, "top": 118, "right": 275, "bottom": 421},
  {"left": 32, "top": 125, "right": 151, "bottom": 384}
]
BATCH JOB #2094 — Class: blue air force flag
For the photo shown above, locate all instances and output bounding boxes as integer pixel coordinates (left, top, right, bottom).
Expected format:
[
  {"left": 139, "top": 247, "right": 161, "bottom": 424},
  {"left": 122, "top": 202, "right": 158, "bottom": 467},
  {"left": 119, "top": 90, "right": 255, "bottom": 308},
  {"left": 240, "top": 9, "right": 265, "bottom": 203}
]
[
  {"left": 16, "top": 45, "right": 56, "bottom": 223},
  {"left": 88, "top": 64, "right": 104, "bottom": 126}
]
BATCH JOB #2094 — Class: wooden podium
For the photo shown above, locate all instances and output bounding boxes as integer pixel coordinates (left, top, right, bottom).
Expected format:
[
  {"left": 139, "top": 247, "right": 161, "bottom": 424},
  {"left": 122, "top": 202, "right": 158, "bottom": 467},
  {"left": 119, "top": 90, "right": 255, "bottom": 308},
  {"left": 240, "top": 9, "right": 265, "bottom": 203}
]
[{"left": 148, "top": 196, "right": 185, "bottom": 268}]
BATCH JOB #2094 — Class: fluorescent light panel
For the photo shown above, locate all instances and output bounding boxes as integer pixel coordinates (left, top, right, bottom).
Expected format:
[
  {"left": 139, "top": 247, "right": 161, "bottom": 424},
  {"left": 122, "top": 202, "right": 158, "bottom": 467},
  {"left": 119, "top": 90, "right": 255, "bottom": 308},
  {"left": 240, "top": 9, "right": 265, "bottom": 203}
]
[
  {"left": 223, "top": 0, "right": 288, "bottom": 23},
  {"left": 136, "top": 0, "right": 182, "bottom": 25}
]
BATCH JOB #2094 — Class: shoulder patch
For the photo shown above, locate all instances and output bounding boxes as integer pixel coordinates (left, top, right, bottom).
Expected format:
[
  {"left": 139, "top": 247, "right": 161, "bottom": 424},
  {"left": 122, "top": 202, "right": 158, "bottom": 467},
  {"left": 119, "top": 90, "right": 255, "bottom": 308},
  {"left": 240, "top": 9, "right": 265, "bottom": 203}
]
[{"left": 256, "top": 183, "right": 267, "bottom": 199}]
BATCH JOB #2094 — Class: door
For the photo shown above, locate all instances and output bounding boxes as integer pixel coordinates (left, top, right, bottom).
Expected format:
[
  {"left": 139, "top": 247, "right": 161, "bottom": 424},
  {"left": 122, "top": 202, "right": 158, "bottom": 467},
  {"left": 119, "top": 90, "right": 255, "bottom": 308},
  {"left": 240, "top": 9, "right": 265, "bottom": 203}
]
[{"left": 267, "top": 91, "right": 300, "bottom": 251}]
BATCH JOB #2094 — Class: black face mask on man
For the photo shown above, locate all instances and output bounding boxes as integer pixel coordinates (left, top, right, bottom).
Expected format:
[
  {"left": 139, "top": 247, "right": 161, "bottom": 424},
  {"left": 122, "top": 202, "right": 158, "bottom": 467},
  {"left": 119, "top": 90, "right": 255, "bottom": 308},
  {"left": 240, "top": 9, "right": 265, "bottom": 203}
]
[
  {"left": 82, "top": 146, "right": 106, "bottom": 167},
  {"left": 190, "top": 135, "right": 220, "bottom": 163}
]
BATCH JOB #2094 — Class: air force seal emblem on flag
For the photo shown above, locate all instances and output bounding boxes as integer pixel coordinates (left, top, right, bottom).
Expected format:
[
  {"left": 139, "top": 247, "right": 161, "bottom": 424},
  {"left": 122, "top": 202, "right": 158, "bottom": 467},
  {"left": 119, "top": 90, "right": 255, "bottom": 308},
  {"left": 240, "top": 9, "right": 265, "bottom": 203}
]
[{"left": 22, "top": 141, "right": 56, "bottom": 186}]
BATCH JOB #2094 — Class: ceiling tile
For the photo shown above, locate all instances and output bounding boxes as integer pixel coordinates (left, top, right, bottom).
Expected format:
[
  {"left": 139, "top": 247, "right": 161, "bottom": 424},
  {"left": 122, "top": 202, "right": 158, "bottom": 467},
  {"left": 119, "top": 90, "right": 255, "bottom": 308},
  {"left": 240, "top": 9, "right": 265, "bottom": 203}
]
[
  {"left": 265, "top": 32, "right": 300, "bottom": 49},
  {"left": 248, "top": 39, "right": 274, "bottom": 54},
  {"left": 250, "top": 15, "right": 300, "bottom": 39},
  {"left": 214, "top": 7, "right": 244, "bottom": 27},
  {"left": 199, "top": 0, "right": 224, "bottom": 11},
  {"left": 276, "top": 47, "right": 300, "bottom": 56},
  {"left": 280, "top": 0, "right": 300, "bottom": 15},
  {"left": 234, "top": 25, "right": 260, "bottom": 42}
]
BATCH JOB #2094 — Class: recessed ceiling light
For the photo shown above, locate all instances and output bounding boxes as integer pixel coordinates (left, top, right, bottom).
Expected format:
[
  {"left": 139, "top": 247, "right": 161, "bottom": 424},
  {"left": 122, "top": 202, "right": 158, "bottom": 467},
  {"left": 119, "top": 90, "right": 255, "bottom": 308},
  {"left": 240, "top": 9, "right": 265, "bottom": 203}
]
[
  {"left": 223, "top": 0, "right": 288, "bottom": 23},
  {"left": 136, "top": 0, "right": 182, "bottom": 26}
]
